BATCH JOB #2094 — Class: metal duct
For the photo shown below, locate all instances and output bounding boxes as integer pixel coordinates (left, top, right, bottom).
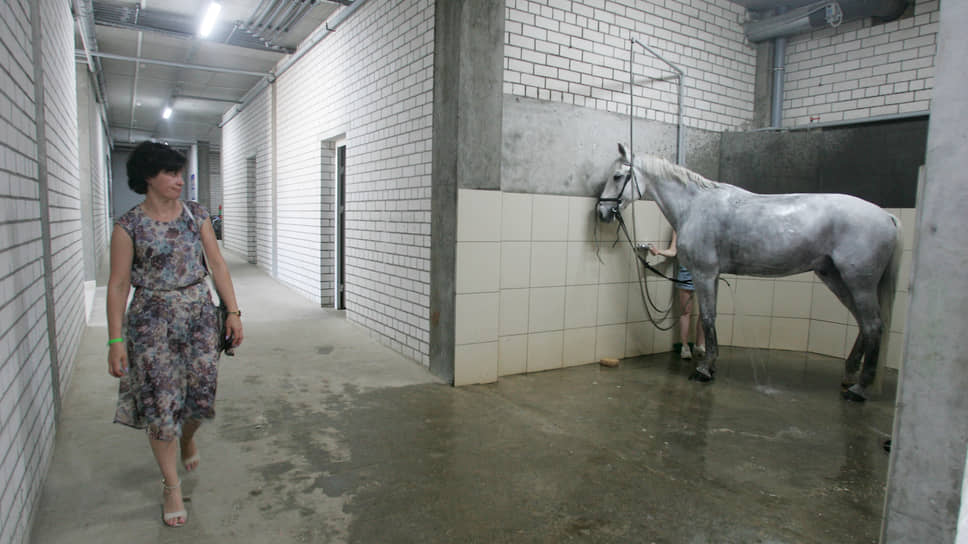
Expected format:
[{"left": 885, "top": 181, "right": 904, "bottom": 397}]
[
  {"left": 74, "top": 0, "right": 112, "bottom": 139},
  {"left": 745, "top": 0, "right": 909, "bottom": 42},
  {"left": 221, "top": 0, "right": 370, "bottom": 128},
  {"left": 771, "top": 36, "right": 787, "bottom": 127}
]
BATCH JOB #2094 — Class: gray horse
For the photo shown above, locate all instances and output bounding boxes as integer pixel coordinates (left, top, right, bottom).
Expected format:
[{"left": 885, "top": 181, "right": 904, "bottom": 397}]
[{"left": 598, "top": 144, "right": 901, "bottom": 401}]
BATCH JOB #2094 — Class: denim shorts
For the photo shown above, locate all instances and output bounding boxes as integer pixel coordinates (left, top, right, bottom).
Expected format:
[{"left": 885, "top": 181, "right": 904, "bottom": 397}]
[{"left": 676, "top": 265, "right": 695, "bottom": 291}]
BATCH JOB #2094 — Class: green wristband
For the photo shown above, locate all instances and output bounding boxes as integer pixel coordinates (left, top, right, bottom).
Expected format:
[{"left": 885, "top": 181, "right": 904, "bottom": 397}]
[{"left": 107, "top": 338, "right": 124, "bottom": 346}]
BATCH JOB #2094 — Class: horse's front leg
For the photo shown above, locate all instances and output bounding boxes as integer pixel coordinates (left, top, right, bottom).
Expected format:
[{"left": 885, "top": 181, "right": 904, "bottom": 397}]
[{"left": 690, "top": 276, "right": 719, "bottom": 382}]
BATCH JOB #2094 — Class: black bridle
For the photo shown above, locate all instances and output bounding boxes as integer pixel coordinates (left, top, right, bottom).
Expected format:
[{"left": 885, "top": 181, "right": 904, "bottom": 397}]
[
  {"left": 597, "top": 161, "right": 690, "bottom": 286},
  {"left": 596, "top": 162, "right": 638, "bottom": 219}
]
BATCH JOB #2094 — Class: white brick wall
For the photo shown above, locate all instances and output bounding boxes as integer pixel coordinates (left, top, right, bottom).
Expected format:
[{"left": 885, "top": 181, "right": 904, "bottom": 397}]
[
  {"left": 222, "top": 1, "right": 435, "bottom": 365},
  {"left": 92, "top": 118, "right": 110, "bottom": 266},
  {"left": 504, "top": 0, "right": 756, "bottom": 131},
  {"left": 783, "top": 0, "right": 939, "bottom": 127},
  {"left": 1, "top": 1, "right": 85, "bottom": 542},
  {"left": 222, "top": 92, "right": 272, "bottom": 266},
  {"left": 42, "top": 0, "right": 84, "bottom": 394}
]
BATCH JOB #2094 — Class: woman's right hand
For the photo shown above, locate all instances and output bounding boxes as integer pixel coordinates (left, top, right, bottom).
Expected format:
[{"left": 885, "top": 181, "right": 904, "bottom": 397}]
[{"left": 108, "top": 343, "right": 128, "bottom": 378}]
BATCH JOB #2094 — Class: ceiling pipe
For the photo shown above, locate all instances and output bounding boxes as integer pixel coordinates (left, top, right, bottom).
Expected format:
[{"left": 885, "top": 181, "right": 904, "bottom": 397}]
[
  {"left": 220, "top": 0, "right": 369, "bottom": 128},
  {"left": 256, "top": 0, "right": 289, "bottom": 39},
  {"left": 262, "top": 1, "right": 299, "bottom": 42},
  {"left": 245, "top": 0, "right": 277, "bottom": 40},
  {"left": 127, "top": 30, "right": 144, "bottom": 143},
  {"left": 744, "top": 0, "right": 908, "bottom": 42},
  {"left": 83, "top": 51, "right": 272, "bottom": 77},
  {"left": 267, "top": 0, "right": 314, "bottom": 44},
  {"left": 175, "top": 94, "right": 244, "bottom": 104},
  {"left": 248, "top": 0, "right": 274, "bottom": 30}
]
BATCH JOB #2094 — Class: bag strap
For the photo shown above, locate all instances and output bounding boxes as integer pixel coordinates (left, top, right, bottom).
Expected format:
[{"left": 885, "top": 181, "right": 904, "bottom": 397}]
[
  {"left": 182, "top": 202, "right": 211, "bottom": 272},
  {"left": 183, "top": 202, "right": 221, "bottom": 304}
]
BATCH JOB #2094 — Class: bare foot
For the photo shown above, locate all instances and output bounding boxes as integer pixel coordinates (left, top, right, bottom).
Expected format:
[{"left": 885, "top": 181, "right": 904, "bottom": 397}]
[
  {"left": 162, "top": 480, "right": 186, "bottom": 527},
  {"left": 180, "top": 438, "right": 200, "bottom": 472}
]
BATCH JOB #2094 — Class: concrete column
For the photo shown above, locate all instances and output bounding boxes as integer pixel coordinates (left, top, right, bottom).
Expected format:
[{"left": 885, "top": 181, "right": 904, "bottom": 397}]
[
  {"left": 429, "top": 0, "right": 504, "bottom": 383},
  {"left": 883, "top": 3, "right": 968, "bottom": 542}
]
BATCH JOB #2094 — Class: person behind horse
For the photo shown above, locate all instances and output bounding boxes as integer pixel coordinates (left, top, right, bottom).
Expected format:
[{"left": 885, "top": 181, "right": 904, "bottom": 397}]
[
  {"left": 647, "top": 230, "right": 705, "bottom": 360},
  {"left": 106, "top": 141, "right": 244, "bottom": 527}
]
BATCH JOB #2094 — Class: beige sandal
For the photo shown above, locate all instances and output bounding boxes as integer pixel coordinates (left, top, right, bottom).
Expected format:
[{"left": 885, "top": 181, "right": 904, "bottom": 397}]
[
  {"left": 162, "top": 479, "right": 188, "bottom": 528},
  {"left": 181, "top": 436, "right": 200, "bottom": 471},
  {"left": 182, "top": 452, "right": 200, "bottom": 472}
]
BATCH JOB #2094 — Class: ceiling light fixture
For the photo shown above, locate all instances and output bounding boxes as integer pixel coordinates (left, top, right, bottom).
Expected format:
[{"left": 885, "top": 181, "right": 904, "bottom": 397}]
[
  {"left": 198, "top": 2, "right": 222, "bottom": 38},
  {"left": 162, "top": 106, "right": 173, "bottom": 119}
]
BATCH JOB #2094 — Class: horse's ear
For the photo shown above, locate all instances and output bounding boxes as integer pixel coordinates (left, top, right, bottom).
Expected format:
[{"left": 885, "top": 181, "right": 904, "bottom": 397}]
[{"left": 618, "top": 143, "right": 629, "bottom": 161}]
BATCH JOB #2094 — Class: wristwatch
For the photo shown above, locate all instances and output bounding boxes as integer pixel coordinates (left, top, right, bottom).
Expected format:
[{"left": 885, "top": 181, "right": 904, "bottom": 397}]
[{"left": 226, "top": 309, "right": 241, "bottom": 317}]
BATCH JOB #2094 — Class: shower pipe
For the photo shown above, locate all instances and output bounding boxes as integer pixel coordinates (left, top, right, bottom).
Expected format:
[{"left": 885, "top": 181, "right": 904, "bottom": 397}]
[{"left": 631, "top": 38, "right": 686, "bottom": 166}]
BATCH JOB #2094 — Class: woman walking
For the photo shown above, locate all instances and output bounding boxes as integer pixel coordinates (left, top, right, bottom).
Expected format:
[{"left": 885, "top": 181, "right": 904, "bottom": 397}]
[{"left": 106, "top": 141, "right": 243, "bottom": 527}]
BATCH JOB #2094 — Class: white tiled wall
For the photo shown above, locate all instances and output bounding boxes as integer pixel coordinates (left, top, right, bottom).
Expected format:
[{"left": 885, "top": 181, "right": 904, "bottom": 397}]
[
  {"left": 456, "top": 189, "right": 680, "bottom": 385},
  {"left": 783, "top": 0, "right": 939, "bottom": 127},
  {"left": 1, "top": 1, "right": 85, "bottom": 542},
  {"left": 505, "top": 0, "right": 756, "bottom": 131},
  {"left": 455, "top": 189, "right": 914, "bottom": 384}
]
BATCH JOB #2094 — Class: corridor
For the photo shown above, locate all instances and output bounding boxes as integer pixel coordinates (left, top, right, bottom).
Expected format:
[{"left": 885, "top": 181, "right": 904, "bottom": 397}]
[{"left": 30, "top": 249, "right": 897, "bottom": 543}]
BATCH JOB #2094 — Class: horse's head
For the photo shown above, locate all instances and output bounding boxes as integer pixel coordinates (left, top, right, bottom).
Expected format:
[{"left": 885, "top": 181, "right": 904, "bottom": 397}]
[{"left": 597, "top": 143, "right": 637, "bottom": 223}]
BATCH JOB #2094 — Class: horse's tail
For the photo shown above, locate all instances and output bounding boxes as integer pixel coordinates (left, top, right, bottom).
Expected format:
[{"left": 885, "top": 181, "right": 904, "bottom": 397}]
[{"left": 876, "top": 213, "right": 904, "bottom": 376}]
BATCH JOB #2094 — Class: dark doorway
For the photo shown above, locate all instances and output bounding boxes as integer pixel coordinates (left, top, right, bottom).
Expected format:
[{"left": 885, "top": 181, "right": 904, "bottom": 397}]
[{"left": 337, "top": 145, "right": 346, "bottom": 310}]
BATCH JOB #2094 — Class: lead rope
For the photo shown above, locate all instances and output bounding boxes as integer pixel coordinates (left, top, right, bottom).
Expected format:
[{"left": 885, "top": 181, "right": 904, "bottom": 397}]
[{"left": 617, "top": 211, "right": 678, "bottom": 330}]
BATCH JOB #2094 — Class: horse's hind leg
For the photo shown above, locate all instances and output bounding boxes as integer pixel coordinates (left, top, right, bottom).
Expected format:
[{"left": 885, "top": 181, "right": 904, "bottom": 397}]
[
  {"left": 814, "top": 261, "right": 865, "bottom": 385},
  {"left": 843, "top": 335, "right": 864, "bottom": 387},
  {"left": 690, "top": 276, "right": 719, "bottom": 382},
  {"left": 845, "top": 289, "right": 884, "bottom": 401}
]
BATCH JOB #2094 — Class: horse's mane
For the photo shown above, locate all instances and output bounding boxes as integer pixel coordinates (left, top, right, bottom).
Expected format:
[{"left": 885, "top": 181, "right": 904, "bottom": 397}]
[{"left": 634, "top": 155, "right": 718, "bottom": 190}]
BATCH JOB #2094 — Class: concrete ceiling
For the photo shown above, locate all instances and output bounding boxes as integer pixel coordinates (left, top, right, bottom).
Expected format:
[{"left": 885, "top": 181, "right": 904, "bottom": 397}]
[
  {"left": 76, "top": 0, "right": 349, "bottom": 148},
  {"left": 75, "top": 0, "right": 828, "bottom": 149}
]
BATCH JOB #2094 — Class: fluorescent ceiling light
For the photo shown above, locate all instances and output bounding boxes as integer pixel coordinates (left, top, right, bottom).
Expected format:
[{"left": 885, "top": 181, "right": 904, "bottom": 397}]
[
  {"left": 162, "top": 106, "right": 173, "bottom": 119},
  {"left": 198, "top": 2, "right": 222, "bottom": 38}
]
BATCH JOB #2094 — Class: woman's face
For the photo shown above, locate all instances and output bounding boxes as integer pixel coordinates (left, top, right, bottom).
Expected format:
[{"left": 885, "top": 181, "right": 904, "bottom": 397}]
[{"left": 146, "top": 169, "right": 184, "bottom": 199}]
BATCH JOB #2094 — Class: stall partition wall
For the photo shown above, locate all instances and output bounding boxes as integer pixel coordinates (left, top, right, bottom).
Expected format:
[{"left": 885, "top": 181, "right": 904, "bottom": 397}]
[{"left": 453, "top": 189, "right": 915, "bottom": 385}]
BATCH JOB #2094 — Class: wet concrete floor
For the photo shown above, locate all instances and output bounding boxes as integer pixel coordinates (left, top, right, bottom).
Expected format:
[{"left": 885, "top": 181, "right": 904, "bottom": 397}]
[{"left": 32, "top": 251, "right": 896, "bottom": 544}]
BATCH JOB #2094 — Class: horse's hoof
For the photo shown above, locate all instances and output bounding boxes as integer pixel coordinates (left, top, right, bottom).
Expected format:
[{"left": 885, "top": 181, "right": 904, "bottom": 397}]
[
  {"left": 689, "top": 369, "right": 714, "bottom": 382},
  {"left": 841, "top": 389, "right": 867, "bottom": 402},
  {"left": 841, "top": 383, "right": 867, "bottom": 402}
]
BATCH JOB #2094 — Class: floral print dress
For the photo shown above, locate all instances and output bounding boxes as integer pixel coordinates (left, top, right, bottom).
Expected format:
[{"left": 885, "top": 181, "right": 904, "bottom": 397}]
[{"left": 114, "top": 201, "right": 220, "bottom": 441}]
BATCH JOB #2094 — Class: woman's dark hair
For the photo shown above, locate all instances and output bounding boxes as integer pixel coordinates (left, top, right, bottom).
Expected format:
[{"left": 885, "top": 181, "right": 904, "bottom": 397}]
[{"left": 126, "top": 141, "right": 187, "bottom": 194}]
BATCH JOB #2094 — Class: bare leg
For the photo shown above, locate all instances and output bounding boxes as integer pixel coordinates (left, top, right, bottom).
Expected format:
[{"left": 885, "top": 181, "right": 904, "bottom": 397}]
[
  {"left": 149, "top": 437, "right": 186, "bottom": 526},
  {"left": 678, "top": 289, "right": 693, "bottom": 347},
  {"left": 180, "top": 419, "right": 201, "bottom": 471}
]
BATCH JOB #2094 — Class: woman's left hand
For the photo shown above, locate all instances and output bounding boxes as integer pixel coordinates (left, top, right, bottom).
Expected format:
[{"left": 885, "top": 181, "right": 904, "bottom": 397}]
[{"left": 226, "top": 314, "right": 244, "bottom": 347}]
